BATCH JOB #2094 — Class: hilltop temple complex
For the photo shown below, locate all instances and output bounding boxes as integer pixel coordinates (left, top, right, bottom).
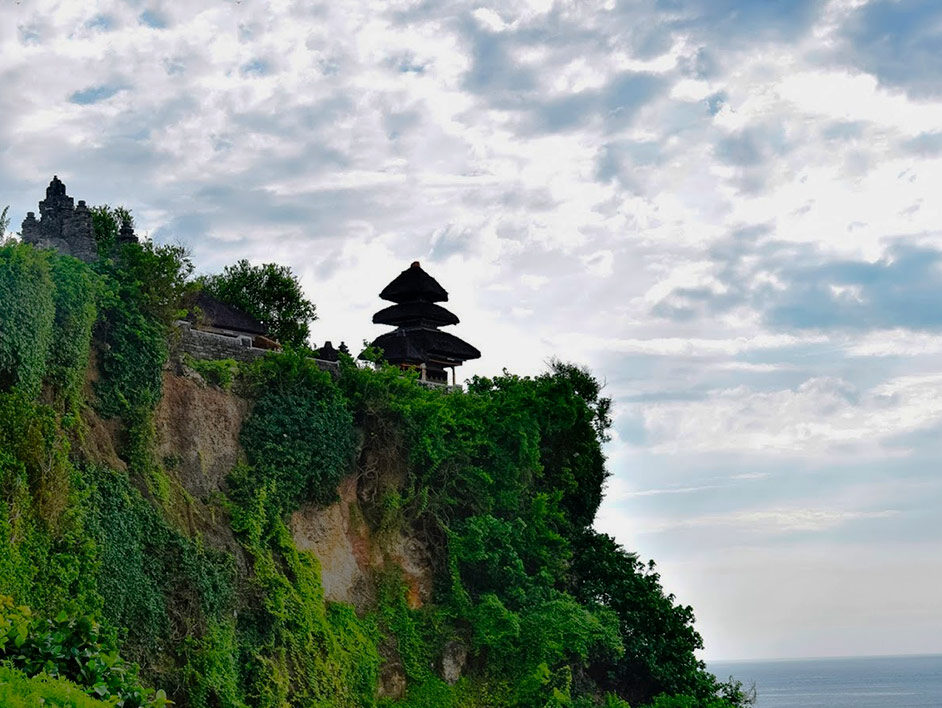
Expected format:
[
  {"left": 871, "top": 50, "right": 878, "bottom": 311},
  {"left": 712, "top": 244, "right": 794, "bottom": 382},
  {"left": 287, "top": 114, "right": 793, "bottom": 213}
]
[{"left": 18, "top": 178, "right": 480, "bottom": 385}]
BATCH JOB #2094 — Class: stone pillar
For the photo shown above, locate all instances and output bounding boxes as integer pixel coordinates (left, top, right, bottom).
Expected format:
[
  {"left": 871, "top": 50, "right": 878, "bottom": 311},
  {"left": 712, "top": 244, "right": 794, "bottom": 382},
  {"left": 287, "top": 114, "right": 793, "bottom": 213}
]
[
  {"left": 21, "top": 212, "right": 41, "bottom": 243},
  {"left": 66, "top": 200, "right": 98, "bottom": 262},
  {"left": 118, "top": 216, "right": 138, "bottom": 244}
]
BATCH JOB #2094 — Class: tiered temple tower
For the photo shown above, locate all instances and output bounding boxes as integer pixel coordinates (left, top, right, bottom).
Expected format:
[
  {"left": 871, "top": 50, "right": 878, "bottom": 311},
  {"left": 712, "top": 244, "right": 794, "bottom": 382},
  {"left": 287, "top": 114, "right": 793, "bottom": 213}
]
[
  {"left": 370, "top": 261, "right": 480, "bottom": 385},
  {"left": 21, "top": 176, "right": 136, "bottom": 261}
]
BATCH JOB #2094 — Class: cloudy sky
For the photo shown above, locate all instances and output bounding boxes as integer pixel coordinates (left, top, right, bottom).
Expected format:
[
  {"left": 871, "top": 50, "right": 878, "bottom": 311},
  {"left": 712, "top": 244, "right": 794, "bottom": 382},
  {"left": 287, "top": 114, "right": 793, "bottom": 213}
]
[{"left": 3, "top": 0, "right": 942, "bottom": 661}]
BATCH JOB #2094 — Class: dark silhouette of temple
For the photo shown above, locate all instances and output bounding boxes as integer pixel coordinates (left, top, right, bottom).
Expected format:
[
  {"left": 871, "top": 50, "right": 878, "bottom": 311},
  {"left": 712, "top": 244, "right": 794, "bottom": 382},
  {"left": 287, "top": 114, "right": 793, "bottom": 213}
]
[
  {"left": 369, "top": 261, "right": 480, "bottom": 385},
  {"left": 21, "top": 176, "right": 136, "bottom": 262}
]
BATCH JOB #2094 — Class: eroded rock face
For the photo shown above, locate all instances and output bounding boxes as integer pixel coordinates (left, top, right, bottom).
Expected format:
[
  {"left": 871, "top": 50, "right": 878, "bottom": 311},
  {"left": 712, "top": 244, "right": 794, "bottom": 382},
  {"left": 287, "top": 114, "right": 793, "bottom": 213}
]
[
  {"left": 290, "top": 477, "right": 374, "bottom": 608},
  {"left": 150, "top": 370, "right": 434, "bottom": 614},
  {"left": 150, "top": 369, "right": 435, "bottom": 690},
  {"left": 379, "top": 660, "right": 407, "bottom": 700},
  {"left": 290, "top": 476, "right": 433, "bottom": 612},
  {"left": 153, "top": 371, "right": 250, "bottom": 499},
  {"left": 441, "top": 640, "right": 468, "bottom": 685}
]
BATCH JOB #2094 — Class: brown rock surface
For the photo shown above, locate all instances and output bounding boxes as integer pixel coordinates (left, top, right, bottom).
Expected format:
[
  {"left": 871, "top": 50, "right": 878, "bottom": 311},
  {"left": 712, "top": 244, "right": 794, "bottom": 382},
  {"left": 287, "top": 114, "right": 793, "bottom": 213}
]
[
  {"left": 290, "top": 476, "right": 433, "bottom": 612},
  {"left": 153, "top": 371, "right": 250, "bottom": 499}
]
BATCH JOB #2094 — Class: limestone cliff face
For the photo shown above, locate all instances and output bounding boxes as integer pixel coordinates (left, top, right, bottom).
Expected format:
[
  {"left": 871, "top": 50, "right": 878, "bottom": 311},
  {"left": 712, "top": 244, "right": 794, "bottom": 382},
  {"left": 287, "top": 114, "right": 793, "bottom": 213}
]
[
  {"left": 146, "top": 369, "right": 433, "bottom": 614},
  {"left": 154, "top": 371, "right": 249, "bottom": 501},
  {"left": 290, "top": 476, "right": 433, "bottom": 612}
]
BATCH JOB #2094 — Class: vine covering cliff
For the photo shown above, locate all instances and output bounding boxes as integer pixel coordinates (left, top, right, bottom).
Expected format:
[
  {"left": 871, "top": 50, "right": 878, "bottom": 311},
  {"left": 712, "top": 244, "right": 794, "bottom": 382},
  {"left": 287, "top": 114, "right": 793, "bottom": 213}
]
[{"left": 0, "top": 225, "right": 752, "bottom": 707}]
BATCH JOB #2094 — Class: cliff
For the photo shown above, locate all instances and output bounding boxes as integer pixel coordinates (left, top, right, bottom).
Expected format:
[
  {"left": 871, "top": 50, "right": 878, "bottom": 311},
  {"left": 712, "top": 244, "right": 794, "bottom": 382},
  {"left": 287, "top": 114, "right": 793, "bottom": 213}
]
[
  {"left": 0, "top": 237, "right": 749, "bottom": 708},
  {"left": 79, "top": 365, "right": 438, "bottom": 701}
]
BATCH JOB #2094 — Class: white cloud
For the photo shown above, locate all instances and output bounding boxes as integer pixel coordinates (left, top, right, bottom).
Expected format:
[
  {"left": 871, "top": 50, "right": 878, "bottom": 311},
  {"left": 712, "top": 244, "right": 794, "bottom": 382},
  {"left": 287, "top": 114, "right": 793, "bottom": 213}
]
[
  {"left": 847, "top": 329, "right": 942, "bottom": 357},
  {"left": 557, "top": 333, "right": 822, "bottom": 357},
  {"left": 646, "top": 507, "right": 899, "bottom": 534},
  {"left": 778, "top": 70, "right": 942, "bottom": 135},
  {"left": 643, "top": 374, "right": 942, "bottom": 455}
]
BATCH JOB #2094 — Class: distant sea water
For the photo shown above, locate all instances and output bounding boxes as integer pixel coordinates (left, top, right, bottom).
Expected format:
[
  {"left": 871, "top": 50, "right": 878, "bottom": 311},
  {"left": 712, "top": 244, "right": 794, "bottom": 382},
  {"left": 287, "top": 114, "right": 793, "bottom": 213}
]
[{"left": 708, "top": 654, "right": 942, "bottom": 707}]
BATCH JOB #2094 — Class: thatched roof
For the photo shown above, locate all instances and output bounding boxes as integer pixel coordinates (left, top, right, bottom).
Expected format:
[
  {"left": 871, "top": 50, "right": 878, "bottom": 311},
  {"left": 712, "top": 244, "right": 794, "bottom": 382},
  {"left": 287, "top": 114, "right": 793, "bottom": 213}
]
[
  {"left": 379, "top": 261, "right": 448, "bottom": 303},
  {"left": 372, "top": 327, "right": 481, "bottom": 365},
  {"left": 372, "top": 301, "right": 459, "bottom": 327},
  {"left": 188, "top": 292, "right": 267, "bottom": 336}
]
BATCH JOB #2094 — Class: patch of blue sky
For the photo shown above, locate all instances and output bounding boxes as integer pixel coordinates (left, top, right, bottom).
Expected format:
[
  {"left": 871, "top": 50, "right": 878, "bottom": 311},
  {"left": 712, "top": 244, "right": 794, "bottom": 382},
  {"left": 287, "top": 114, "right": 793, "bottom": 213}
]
[
  {"left": 19, "top": 24, "right": 41, "bottom": 44},
  {"left": 241, "top": 58, "right": 271, "bottom": 77},
  {"left": 139, "top": 10, "right": 167, "bottom": 29},
  {"left": 69, "top": 84, "right": 124, "bottom": 105},
  {"left": 684, "top": 0, "right": 819, "bottom": 38},
  {"left": 768, "top": 245, "right": 942, "bottom": 331},
  {"left": 85, "top": 14, "right": 114, "bottom": 31}
]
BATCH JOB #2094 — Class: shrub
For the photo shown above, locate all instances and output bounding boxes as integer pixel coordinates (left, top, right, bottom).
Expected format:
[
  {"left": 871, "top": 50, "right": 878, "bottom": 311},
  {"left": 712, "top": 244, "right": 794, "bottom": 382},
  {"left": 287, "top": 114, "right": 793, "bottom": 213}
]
[
  {"left": 0, "top": 666, "right": 112, "bottom": 708},
  {"left": 0, "top": 596, "right": 169, "bottom": 707},
  {"left": 233, "top": 351, "right": 356, "bottom": 516},
  {"left": 185, "top": 356, "right": 239, "bottom": 390}
]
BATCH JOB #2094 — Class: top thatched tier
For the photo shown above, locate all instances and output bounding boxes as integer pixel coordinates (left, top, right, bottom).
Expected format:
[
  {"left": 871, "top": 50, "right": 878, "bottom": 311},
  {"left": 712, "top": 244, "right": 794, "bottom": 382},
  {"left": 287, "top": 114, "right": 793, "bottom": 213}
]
[{"left": 379, "top": 261, "right": 449, "bottom": 303}]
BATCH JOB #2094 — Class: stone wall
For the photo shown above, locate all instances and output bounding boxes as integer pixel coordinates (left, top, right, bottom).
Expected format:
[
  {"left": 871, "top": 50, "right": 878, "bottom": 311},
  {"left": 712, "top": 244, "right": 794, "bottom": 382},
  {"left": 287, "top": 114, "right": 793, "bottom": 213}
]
[
  {"left": 174, "top": 321, "right": 269, "bottom": 362},
  {"left": 173, "top": 321, "right": 342, "bottom": 376}
]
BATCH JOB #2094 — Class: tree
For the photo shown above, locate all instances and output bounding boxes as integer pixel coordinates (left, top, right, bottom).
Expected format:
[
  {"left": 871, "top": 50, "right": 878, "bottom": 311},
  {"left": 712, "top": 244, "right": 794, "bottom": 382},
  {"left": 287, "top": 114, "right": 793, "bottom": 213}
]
[
  {"left": 90, "top": 204, "right": 133, "bottom": 254},
  {"left": 570, "top": 530, "right": 753, "bottom": 706},
  {"left": 198, "top": 260, "right": 316, "bottom": 348}
]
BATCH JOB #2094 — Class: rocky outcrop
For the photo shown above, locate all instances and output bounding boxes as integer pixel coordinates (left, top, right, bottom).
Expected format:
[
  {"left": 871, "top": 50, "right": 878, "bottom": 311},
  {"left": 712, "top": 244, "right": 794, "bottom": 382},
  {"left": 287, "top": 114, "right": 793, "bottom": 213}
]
[
  {"left": 441, "top": 640, "right": 468, "bottom": 685},
  {"left": 148, "top": 368, "right": 433, "bottom": 617},
  {"left": 290, "top": 475, "right": 433, "bottom": 613},
  {"left": 154, "top": 370, "right": 250, "bottom": 500}
]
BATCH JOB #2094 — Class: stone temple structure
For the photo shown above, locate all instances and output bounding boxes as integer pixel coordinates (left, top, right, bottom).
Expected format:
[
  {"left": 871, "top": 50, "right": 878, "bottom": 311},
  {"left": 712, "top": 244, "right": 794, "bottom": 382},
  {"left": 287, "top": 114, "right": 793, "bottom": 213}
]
[
  {"left": 369, "top": 261, "right": 480, "bottom": 386},
  {"left": 21, "top": 176, "right": 137, "bottom": 262}
]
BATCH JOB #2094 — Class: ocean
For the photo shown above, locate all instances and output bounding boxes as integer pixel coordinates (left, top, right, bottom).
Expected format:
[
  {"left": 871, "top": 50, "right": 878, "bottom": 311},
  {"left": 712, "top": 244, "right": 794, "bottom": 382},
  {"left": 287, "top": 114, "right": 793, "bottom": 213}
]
[{"left": 708, "top": 654, "right": 942, "bottom": 707}]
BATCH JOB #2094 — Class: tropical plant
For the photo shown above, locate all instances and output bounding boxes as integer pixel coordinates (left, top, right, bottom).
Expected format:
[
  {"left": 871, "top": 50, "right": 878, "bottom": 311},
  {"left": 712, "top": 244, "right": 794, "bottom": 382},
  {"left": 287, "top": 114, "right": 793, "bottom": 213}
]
[
  {"left": 198, "top": 259, "right": 316, "bottom": 347},
  {"left": 0, "top": 596, "right": 170, "bottom": 707}
]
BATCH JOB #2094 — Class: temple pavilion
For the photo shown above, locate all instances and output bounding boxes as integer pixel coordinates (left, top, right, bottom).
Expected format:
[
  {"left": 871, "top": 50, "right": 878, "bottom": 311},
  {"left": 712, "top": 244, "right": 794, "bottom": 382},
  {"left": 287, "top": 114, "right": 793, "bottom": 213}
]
[{"left": 369, "top": 261, "right": 480, "bottom": 385}]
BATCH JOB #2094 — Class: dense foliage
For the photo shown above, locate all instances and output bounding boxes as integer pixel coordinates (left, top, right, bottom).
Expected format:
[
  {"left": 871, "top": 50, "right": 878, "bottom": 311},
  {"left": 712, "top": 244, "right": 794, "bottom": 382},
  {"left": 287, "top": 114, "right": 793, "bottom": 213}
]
[
  {"left": 232, "top": 352, "right": 356, "bottom": 515},
  {"left": 0, "top": 244, "right": 55, "bottom": 395},
  {"left": 0, "top": 666, "right": 112, "bottom": 708},
  {"left": 92, "top": 211, "right": 193, "bottom": 422},
  {"left": 0, "top": 595, "right": 168, "bottom": 707},
  {"left": 0, "top": 233, "right": 750, "bottom": 707},
  {"left": 335, "top": 360, "right": 747, "bottom": 708},
  {"left": 197, "top": 259, "right": 317, "bottom": 348}
]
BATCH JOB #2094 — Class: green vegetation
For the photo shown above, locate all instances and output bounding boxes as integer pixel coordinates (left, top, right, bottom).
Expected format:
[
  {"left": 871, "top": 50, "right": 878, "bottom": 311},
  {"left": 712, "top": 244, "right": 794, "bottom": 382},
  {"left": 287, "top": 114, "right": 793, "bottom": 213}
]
[
  {"left": 197, "top": 259, "right": 317, "bottom": 348},
  {"left": 335, "top": 360, "right": 747, "bottom": 707},
  {"left": 0, "top": 244, "right": 55, "bottom": 395},
  {"left": 0, "top": 595, "right": 168, "bottom": 706},
  {"left": 232, "top": 352, "right": 356, "bottom": 515},
  {"left": 185, "top": 355, "right": 239, "bottom": 389},
  {"left": 0, "top": 666, "right": 113, "bottom": 708},
  {"left": 0, "top": 231, "right": 751, "bottom": 707}
]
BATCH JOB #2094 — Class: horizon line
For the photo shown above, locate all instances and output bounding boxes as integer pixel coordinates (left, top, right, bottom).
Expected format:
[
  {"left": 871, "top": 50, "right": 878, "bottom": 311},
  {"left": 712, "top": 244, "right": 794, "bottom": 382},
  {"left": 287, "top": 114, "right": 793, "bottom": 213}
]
[{"left": 707, "top": 651, "right": 942, "bottom": 665}]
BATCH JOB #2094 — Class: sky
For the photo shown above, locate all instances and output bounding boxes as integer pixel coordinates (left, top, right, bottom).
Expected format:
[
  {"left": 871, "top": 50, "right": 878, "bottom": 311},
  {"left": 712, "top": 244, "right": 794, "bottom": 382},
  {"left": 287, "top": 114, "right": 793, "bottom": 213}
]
[{"left": 2, "top": 0, "right": 941, "bottom": 662}]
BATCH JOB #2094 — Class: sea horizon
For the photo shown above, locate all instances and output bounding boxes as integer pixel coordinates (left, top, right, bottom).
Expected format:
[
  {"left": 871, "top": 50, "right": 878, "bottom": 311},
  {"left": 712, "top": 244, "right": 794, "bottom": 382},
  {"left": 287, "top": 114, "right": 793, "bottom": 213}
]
[
  {"left": 708, "top": 651, "right": 942, "bottom": 664},
  {"left": 708, "top": 654, "right": 942, "bottom": 708}
]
